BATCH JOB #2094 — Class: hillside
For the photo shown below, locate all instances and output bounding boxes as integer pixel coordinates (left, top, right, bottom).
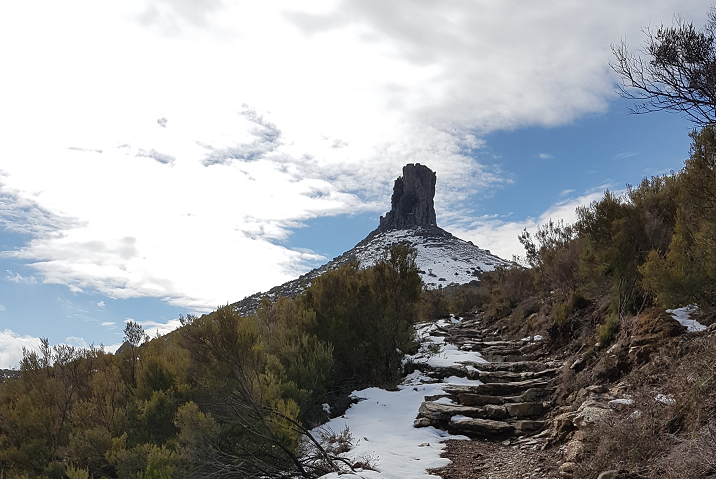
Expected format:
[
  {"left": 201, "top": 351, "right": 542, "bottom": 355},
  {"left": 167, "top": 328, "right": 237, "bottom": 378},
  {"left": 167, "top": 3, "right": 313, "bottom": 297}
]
[{"left": 233, "top": 163, "right": 508, "bottom": 316}]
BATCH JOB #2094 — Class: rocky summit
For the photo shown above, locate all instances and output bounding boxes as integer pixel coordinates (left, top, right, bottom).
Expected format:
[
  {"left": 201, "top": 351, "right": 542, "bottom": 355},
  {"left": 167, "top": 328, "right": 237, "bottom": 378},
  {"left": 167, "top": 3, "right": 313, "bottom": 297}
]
[
  {"left": 233, "top": 164, "right": 508, "bottom": 316},
  {"left": 377, "top": 163, "right": 437, "bottom": 231}
]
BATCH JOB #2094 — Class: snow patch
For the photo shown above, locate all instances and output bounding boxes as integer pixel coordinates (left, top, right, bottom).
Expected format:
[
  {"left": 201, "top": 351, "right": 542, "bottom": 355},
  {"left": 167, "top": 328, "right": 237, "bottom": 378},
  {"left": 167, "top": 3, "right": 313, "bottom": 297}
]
[
  {"left": 314, "top": 319, "right": 481, "bottom": 478},
  {"left": 313, "top": 383, "right": 469, "bottom": 479},
  {"left": 667, "top": 305, "right": 706, "bottom": 333},
  {"left": 348, "top": 228, "right": 509, "bottom": 289},
  {"left": 655, "top": 393, "right": 676, "bottom": 406}
]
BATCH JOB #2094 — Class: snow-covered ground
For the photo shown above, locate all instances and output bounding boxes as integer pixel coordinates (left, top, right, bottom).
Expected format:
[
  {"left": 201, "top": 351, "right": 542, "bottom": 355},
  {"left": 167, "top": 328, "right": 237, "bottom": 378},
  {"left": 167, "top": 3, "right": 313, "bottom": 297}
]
[
  {"left": 409, "top": 318, "right": 489, "bottom": 369},
  {"left": 234, "top": 227, "right": 509, "bottom": 316},
  {"left": 314, "top": 317, "right": 485, "bottom": 479},
  {"left": 667, "top": 305, "right": 707, "bottom": 333},
  {"left": 349, "top": 228, "right": 509, "bottom": 289}
]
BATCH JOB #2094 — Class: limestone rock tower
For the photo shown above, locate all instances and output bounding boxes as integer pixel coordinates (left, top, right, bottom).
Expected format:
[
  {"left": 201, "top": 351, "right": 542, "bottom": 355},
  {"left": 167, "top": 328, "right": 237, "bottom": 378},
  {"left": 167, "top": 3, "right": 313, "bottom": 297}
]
[{"left": 378, "top": 163, "right": 437, "bottom": 231}]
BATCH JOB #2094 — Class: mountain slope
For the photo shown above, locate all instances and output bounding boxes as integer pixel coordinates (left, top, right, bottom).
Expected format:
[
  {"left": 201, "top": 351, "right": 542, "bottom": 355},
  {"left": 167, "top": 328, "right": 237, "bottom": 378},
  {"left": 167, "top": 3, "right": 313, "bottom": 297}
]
[{"left": 233, "top": 164, "right": 508, "bottom": 316}]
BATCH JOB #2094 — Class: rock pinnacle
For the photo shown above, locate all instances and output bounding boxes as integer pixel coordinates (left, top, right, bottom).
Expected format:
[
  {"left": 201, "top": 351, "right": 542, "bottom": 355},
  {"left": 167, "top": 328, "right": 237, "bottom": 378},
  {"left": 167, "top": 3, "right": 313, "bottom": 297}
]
[{"left": 378, "top": 163, "right": 437, "bottom": 231}]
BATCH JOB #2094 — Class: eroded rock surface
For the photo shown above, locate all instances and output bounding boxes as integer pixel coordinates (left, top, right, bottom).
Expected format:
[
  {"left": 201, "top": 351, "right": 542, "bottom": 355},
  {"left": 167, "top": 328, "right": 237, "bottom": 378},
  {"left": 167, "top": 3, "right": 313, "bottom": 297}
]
[{"left": 378, "top": 163, "right": 437, "bottom": 231}]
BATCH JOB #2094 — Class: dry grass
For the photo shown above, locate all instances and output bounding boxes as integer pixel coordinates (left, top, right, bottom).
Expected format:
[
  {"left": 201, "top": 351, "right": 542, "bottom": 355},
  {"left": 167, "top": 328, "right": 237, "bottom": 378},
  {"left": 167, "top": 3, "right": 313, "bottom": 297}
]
[{"left": 574, "top": 332, "right": 716, "bottom": 478}]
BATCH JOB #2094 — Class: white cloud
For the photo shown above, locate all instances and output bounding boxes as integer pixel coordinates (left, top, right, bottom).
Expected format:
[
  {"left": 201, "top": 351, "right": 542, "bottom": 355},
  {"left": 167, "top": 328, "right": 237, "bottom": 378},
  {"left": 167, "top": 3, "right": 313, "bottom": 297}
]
[
  {"left": 0, "top": 304, "right": 5, "bottom": 312},
  {"left": 0, "top": 1, "right": 709, "bottom": 313},
  {"left": 97, "top": 301, "right": 105, "bottom": 307},
  {"left": 104, "top": 343, "right": 123, "bottom": 354},
  {"left": 138, "top": 319, "right": 183, "bottom": 339},
  {"left": 64, "top": 336, "right": 88, "bottom": 348},
  {"left": 539, "top": 153, "right": 554, "bottom": 160},
  {"left": 5, "top": 270, "right": 37, "bottom": 284},
  {"left": 450, "top": 190, "right": 606, "bottom": 261},
  {"left": 0, "top": 330, "right": 41, "bottom": 369},
  {"left": 101, "top": 321, "right": 115, "bottom": 328}
]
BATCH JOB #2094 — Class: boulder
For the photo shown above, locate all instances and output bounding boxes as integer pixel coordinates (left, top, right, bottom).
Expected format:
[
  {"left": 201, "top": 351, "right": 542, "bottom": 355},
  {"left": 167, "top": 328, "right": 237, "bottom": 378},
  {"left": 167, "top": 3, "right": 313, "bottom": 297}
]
[
  {"left": 608, "top": 398, "right": 635, "bottom": 412},
  {"left": 549, "top": 411, "right": 577, "bottom": 442},
  {"left": 413, "top": 417, "right": 432, "bottom": 428},
  {"left": 573, "top": 400, "right": 610, "bottom": 428},
  {"left": 565, "top": 431, "right": 585, "bottom": 462}
]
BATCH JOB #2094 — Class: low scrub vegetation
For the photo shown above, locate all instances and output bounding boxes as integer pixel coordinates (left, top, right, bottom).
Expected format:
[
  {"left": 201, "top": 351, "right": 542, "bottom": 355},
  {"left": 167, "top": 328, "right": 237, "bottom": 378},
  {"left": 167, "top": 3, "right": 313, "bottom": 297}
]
[{"left": 0, "top": 245, "right": 422, "bottom": 479}]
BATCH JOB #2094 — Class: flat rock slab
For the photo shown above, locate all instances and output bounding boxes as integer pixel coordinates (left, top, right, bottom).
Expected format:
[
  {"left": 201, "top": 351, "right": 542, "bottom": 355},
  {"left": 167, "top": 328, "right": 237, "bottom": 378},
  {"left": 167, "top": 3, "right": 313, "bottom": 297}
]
[
  {"left": 458, "top": 393, "right": 506, "bottom": 406},
  {"left": 504, "top": 387, "right": 556, "bottom": 402},
  {"left": 505, "top": 402, "right": 544, "bottom": 418},
  {"left": 477, "top": 360, "right": 563, "bottom": 372},
  {"left": 472, "top": 379, "right": 550, "bottom": 396},
  {"left": 449, "top": 416, "right": 516, "bottom": 435},
  {"left": 470, "top": 341, "right": 523, "bottom": 348},
  {"left": 485, "top": 354, "right": 538, "bottom": 363},
  {"left": 443, "top": 379, "right": 549, "bottom": 397},
  {"left": 484, "top": 404, "right": 509, "bottom": 420},
  {"left": 477, "top": 368, "right": 558, "bottom": 383},
  {"left": 418, "top": 401, "right": 484, "bottom": 421}
]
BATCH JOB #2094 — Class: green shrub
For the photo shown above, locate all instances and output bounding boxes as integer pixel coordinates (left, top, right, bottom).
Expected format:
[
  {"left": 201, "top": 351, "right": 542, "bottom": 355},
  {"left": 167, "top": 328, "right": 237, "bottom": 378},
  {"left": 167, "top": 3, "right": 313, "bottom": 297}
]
[
  {"left": 598, "top": 313, "right": 620, "bottom": 346},
  {"left": 552, "top": 302, "right": 571, "bottom": 328}
]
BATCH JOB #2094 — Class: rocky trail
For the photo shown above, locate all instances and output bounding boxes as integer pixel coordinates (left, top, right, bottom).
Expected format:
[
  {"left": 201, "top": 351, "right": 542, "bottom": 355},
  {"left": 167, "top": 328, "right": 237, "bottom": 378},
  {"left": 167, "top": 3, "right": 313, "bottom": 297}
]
[
  {"left": 319, "top": 315, "right": 567, "bottom": 479},
  {"left": 413, "top": 316, "right": 561, "bottom": 440},
  {"left": 412, "top": 316, "right": 566, "bottom": 479}
]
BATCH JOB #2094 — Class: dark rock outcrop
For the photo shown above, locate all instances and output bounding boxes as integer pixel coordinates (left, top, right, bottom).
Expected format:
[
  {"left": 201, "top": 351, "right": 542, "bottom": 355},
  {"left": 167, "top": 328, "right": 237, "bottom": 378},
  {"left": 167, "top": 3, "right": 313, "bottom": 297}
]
[{"left": 378, "top": 163, "right": 437, "bottom": 231}]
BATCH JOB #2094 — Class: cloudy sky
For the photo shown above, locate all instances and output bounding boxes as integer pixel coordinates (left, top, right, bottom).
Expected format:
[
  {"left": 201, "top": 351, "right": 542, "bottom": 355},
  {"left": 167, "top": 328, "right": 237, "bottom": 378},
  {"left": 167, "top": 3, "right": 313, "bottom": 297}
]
[{"left": 0, "top": 0, "right": 707, "bottom": 367}]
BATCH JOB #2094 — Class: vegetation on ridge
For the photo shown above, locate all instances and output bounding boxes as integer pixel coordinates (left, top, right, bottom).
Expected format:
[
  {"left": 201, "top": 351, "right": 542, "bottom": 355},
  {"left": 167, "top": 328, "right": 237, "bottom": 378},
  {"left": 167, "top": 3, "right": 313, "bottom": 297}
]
[{"left": 0, "top": 245, "right": 422, "bottom": 478}]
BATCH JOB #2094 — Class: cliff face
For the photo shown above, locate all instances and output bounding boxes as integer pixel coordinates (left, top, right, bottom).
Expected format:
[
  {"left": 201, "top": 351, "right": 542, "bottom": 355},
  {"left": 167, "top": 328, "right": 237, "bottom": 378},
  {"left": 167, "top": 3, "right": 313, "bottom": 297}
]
[{"left": 378, "top": 163, "right": 437, "bottom": 231}]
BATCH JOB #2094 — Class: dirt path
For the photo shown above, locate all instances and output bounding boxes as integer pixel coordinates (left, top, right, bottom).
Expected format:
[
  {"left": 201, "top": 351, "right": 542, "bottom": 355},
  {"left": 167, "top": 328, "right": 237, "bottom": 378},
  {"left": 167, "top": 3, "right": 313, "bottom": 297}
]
[{"left": 430, "top": 439, "right": 562, "bottom": 479}]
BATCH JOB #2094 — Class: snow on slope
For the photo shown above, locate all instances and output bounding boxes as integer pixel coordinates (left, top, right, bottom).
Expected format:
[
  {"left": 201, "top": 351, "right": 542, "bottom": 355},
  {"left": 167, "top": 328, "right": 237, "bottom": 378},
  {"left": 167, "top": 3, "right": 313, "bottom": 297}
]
[
  {"left": 233, "top": 226, "right": 509, "bottom": 316},
  {"left": 667, "top": 305, "right": 707, "bottom": 333},
  {"left": 314, "top": 317, "right": 486, "bottom": 479},
  {"left": 347, "top": 227, "right": 509, "bottom": 289}
]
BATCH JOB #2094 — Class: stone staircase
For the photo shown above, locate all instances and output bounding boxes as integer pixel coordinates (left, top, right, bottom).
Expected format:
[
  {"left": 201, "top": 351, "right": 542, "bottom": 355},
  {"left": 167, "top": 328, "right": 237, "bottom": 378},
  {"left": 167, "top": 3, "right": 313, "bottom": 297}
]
[{"left": 413, "top": 318, "right": 561, "bottom": 439}]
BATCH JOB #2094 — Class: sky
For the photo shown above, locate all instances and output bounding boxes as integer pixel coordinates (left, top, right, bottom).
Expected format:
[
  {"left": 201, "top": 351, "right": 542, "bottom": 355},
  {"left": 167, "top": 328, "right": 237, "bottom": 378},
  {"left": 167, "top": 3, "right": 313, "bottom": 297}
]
[{"left": 0, "top": 0, "right": 708, "bottom": 368}]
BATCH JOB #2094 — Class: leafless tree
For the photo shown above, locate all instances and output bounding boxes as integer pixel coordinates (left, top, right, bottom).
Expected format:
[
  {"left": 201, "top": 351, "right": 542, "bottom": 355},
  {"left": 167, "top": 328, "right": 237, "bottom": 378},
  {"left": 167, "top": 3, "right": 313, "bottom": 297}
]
[{"left": 612, "top": 10, "right": 716, "bottom": 126}]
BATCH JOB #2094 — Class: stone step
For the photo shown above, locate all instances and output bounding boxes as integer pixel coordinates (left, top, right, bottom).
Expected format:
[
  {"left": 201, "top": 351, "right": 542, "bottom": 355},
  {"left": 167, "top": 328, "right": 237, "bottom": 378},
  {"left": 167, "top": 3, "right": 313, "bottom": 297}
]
[
  {"left": 413, "top": 363, "right": 469, "bottom": 379},
  {"left": 417, "top": 401, "right": 484, "bottom": 422},
  {"left": 484, "top": 354, "right": 539, "bottom": 363},
  {"left": 458, "top": 387, "right": 556, "bottom": 406},
  {"left": 504, "top": 387, "right": 556, "bottom": 402},
  {"left": 476, "top": 360, "right": 563, "bottom": 373},
  {"left": 468, "top": 340, "right": 524, "bottom": 349},
  {"left": 445, "top": 378, "right": 551, "bottom": 397},
  {"left": 419, "top": 413, "right": 548, "bottom": 437},
  {"left": 480, "top": 347, "right": 524, "bottom": 356},
  {"left": 473, "top": 369, "right": 559, "bottom": 383},
  {"left": 474, "top": 368, "right": 559, "bottom": 383},
  {"left": 504, "top": 402, "right": 544, "bottom": 418},
  {"left": 448, "top": 416, "right": 515, "bottom": 436}
]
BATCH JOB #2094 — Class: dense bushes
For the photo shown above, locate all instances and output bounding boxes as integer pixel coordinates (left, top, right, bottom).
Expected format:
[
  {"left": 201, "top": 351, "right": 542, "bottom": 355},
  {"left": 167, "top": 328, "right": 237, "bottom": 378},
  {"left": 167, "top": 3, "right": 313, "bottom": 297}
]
[
  {"left": 459, "top": 126, "right": 716, "bottom": 357},
  {"left": 0, "top": 245, "right": 422, "bottom": 479},
  {"left": 304, "top": 245, "right": 422, "bottom": 387}
]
